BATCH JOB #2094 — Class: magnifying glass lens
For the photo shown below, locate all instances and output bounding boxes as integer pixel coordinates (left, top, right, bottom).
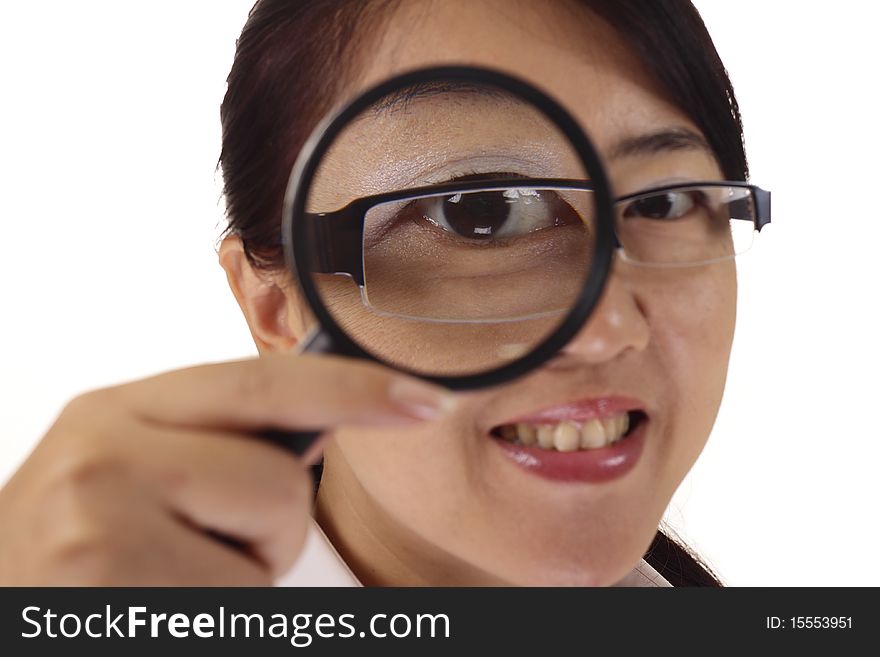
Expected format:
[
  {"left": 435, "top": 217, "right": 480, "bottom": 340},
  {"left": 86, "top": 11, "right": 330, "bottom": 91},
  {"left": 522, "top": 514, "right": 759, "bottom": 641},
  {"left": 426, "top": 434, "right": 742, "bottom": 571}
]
[{"left": 298, "top": 81, "right": 598, "bottom": 377}]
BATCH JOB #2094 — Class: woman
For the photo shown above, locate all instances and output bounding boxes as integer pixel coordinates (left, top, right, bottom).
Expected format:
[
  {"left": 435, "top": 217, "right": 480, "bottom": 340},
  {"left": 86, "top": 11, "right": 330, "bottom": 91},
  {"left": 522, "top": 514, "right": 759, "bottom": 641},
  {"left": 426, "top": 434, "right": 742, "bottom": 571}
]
[{"left": 0, "top": 0, "right": 758, "bottom": 586}]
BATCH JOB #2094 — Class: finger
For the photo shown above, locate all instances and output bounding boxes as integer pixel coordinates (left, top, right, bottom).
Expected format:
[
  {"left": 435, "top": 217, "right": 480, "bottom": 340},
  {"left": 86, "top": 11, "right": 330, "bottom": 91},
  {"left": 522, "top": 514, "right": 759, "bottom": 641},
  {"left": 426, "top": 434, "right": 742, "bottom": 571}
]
[
  {"left": 34, "top": 461, "right": 274, "bottom": 586},
  {"left": 59, "top": 505, "right": 274, "bottom": 586},
  {"left": 141, "top": 510, "right": 275, "bottom": 586},
  {"left": 131, "top": 423, "right": 315, "bottom": 577},
  {"left": 121, "top": 352, "right": 457, "bottom": 432}
]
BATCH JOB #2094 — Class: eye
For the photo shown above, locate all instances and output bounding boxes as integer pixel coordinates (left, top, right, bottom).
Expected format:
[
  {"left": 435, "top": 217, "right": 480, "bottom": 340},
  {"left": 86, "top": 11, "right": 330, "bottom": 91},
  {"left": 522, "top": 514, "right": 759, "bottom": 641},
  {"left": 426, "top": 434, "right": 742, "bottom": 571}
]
[
  {"left": 621, "top": 190, "right": 704, "bottom": 221},
  {"left": 438, "top": 190, "right": 511, "bottom": 239},
  {"left": 417, "top": 188, "right": 575, "bottom": 241}
]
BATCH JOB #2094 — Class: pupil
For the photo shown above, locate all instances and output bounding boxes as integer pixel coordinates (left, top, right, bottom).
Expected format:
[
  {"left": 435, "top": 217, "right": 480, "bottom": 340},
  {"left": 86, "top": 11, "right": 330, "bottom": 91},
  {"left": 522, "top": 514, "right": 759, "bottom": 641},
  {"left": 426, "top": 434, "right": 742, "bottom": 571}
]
[
  {"left": 634, "top": 193, "right": 674, "bottom": 219},
  {"left": 444, "top": 192, "right": 510, "bottom": 239}
]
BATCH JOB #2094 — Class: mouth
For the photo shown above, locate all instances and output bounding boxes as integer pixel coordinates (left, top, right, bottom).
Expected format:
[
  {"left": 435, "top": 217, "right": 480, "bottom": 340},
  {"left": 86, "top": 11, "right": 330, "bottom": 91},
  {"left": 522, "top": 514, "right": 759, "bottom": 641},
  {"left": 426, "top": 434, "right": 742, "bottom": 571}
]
[
  {"left": 487, "top": 399, "right": 649, "bottom": 484},
  {"left": 490, "top": 410, "right": 646, "bottom": 451}
]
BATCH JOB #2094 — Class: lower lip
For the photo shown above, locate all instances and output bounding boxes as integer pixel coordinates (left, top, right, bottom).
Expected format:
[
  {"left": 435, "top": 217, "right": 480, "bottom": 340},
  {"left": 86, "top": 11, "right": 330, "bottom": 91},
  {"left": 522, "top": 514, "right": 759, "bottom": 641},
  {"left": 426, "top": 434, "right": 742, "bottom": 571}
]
[{"left": 491, "top": 418, "right": 646, "bottom": 484}]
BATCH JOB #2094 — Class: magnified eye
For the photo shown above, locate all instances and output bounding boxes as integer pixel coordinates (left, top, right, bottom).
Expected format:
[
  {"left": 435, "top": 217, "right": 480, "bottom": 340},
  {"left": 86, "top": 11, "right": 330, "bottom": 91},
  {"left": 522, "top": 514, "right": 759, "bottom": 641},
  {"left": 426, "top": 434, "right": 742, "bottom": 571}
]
[
  {"left": 417, "top": 188, "right": 574, "bottom": 241},
  {"left": 441, "top": 191, "right": 510, "bottom": 239},
  {"left": 622, "top": 190, "right": 705, "bottom": 221}
]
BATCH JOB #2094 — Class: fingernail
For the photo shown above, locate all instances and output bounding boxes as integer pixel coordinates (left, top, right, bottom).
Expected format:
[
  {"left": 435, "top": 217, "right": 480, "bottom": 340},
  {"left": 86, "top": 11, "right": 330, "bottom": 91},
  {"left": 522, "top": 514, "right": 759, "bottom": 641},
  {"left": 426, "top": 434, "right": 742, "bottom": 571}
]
[
  {"left": 301, "top": 432, "right": 330, "bottom": 467},
  {"left": 387, "top": 377, "right": 457, "bottom": 420}
]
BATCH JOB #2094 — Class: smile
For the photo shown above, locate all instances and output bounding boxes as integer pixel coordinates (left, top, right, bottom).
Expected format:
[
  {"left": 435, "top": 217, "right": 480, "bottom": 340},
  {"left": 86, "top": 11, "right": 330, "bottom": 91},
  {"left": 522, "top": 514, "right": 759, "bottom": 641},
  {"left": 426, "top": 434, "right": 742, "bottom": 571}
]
[
  {"left": 487, "top": 398, "right": 649, "bottom": 484},
  {"left": 491, "top": 410, "right": 644, "bottom": 451}
]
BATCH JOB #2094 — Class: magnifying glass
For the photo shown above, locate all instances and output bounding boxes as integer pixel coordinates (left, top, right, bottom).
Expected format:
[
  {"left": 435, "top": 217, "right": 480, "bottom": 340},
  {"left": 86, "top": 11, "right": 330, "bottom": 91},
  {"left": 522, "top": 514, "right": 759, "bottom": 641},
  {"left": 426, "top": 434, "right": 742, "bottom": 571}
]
[{"left": 262, "top": 65, "right": 616, "bottom": 455}]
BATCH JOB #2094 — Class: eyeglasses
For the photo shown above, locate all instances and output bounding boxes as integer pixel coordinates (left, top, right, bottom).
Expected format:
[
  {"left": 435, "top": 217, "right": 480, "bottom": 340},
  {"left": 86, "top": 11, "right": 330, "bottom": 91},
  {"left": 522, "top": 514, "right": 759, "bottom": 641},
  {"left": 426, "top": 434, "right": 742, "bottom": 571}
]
[
  {"left": 284, "top": 178, "right": 769, "bottom": 321},
  {"left": 300, "top": 178, "right": 771, "bottom": 280},
  {"left": 294, "top": 178, "right": 771, "bottom": 321},
  {"left": 614, "top": 180, "right": 770, "bottom": 267}
]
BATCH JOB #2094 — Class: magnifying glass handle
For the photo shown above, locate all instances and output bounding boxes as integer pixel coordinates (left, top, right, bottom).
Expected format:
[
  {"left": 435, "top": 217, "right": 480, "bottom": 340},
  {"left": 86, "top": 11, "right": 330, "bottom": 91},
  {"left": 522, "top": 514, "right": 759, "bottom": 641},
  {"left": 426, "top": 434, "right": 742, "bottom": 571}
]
[{"left": 258, "top": 326, "right": 335, "bottom": 457}]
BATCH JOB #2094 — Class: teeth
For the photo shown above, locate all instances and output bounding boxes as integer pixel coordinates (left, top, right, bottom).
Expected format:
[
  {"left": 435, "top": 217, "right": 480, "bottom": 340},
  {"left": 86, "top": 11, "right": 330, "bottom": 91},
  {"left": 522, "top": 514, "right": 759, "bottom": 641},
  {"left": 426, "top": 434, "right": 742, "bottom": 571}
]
[
  {"left": 516, "top": 423, "right": 537, "bottom": 446},
  {"left": 580, "top": 419, "right": 607, "bottom": 449},
  {"left": 619, "top": 412, "right": 630, "bottom": 437},
  {"left": 497, "top": 412, "right": 635, "bottom": 451},
  {"left": 553, "top": 422, "right": 581, "bottom": 452},
  {"left": 536, "top": 425, "right": 555, "bottom": 449}
]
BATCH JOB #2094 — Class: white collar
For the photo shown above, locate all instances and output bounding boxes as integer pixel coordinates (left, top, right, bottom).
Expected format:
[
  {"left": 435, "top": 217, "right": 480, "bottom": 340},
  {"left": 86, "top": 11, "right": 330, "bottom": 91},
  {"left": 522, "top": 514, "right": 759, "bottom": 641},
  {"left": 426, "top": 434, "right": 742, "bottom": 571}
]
[{"left": 276, "top": 518, "right": 671, "bottom": 587}]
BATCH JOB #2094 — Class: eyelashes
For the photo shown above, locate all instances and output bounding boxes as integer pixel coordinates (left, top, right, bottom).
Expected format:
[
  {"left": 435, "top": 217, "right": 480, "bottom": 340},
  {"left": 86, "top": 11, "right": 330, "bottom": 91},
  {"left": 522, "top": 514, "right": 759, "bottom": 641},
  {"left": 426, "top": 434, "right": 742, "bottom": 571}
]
[{"left": 363, "top": 170, "right": 537, "bottom": 246}]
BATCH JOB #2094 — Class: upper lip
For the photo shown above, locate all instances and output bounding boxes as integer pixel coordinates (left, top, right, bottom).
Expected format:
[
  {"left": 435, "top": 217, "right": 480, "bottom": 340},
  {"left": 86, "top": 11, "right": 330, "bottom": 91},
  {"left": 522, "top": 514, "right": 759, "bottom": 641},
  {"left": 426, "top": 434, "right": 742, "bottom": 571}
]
[{"left": 488, "top": 395, "right": 647, "bottom": 430}]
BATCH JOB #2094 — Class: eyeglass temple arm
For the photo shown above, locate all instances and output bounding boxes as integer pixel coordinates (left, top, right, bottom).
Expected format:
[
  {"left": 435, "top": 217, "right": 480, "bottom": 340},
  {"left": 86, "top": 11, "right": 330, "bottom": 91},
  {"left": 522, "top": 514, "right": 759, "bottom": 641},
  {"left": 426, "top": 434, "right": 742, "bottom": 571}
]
[
  {"left": 301, "top": 208, "right": 367, "bottom": 285},
  {"left": 725, "top": 186, "right": 771, "bottom": 231},
  {"left": 752, "top": 187, "right": 771, "bottom": 232}
]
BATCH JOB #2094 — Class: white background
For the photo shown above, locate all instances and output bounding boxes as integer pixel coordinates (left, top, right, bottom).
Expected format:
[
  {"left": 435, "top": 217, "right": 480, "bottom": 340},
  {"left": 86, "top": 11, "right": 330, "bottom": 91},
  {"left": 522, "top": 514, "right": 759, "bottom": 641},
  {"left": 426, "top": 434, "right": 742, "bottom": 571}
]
[{"left": 1, "top": 1, "right": 877, "bottom": 586}]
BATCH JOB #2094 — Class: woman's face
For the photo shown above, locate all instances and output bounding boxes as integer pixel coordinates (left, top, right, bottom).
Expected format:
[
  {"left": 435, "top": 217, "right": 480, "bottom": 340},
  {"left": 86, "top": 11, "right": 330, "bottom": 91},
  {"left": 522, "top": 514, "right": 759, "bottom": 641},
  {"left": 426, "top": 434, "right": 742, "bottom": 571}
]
[{"left": 284, "top": 0, "right": 736, "bottom": 585}]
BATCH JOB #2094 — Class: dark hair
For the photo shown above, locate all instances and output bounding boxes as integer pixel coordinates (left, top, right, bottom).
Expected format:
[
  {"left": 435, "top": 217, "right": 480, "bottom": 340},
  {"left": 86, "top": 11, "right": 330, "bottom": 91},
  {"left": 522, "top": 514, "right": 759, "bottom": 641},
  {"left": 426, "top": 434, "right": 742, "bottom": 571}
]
[{"left": 220, "top": 0, "right": 742, "bottom": 586}]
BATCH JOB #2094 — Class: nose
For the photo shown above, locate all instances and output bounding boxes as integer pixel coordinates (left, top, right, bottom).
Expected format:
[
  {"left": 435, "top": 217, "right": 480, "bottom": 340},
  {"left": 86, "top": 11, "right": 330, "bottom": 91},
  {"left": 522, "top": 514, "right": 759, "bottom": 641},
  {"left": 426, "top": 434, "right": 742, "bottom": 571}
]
[{"left": 558, "top": 260, "right": 650, "bottom": 363}]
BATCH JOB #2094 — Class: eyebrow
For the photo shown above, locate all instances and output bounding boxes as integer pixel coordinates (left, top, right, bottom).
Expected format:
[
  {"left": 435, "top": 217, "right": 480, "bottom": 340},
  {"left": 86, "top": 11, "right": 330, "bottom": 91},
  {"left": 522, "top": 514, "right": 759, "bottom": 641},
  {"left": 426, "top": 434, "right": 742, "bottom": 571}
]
[
  {"left": 371, "top": 85, "right": 713, "bottom": 161},
  {"left": 607, "top": 127, "right": 713, "bottom": 161},
  {"left": 370, "top": 81, "right": 508, "bottom": 114}
]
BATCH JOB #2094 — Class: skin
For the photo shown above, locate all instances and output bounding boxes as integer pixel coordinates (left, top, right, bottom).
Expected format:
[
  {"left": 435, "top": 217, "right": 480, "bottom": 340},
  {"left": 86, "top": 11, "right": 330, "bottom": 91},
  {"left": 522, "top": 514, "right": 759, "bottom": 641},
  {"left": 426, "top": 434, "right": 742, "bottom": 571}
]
[
  {"left": 222, "top": 0, "right": 736, "bottom": 586},
  {"left": 0, "top": 0, "right": 735, "bottom": 586}
]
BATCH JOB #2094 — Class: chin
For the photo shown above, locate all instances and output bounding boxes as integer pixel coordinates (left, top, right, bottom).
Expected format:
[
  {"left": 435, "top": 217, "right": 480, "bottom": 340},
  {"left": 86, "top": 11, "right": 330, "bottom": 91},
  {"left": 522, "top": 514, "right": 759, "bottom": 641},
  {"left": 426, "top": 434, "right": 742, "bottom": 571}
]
[
  {"left": 490, "top": 540, "right": 651, "bottom": 587},
  {"left": 492, "top": 503, "right": 662, "bottom": 587}
]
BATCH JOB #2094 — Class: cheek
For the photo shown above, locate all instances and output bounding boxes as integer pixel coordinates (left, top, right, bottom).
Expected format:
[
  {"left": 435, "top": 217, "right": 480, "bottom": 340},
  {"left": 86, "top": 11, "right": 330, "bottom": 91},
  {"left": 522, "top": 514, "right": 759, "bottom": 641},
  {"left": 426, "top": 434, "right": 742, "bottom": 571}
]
[
  {"left": 329, "top": 420, "right": 474, "bottom": 522},
  {"left": 639, "top": 262, "right": 737, "bottom": 465},
  {"left": 317, "top": 275, "right": 565, "bottom": 377}
]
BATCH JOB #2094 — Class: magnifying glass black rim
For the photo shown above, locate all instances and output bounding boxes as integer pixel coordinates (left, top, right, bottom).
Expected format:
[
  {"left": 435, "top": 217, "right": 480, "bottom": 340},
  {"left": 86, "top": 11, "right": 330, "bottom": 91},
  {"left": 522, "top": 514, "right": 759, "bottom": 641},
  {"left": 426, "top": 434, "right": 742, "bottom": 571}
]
[{"left": 282, "top": 65, "right": 615, "bottom": 391}]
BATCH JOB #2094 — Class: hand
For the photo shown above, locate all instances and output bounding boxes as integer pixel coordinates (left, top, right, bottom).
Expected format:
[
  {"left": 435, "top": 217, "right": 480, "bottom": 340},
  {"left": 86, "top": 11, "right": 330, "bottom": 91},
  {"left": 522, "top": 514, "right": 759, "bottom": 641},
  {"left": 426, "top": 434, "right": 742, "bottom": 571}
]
[{"left": 0, "top": 352, "right": 453, "bottom": 585}]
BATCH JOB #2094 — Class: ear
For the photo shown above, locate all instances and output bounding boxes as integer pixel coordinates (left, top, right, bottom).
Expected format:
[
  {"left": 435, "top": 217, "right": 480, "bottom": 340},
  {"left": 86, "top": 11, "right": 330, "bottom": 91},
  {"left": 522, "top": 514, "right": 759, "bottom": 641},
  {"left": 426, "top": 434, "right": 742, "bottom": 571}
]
[{"left": 218, "top": 235, "right": 313, "bottom": 354}]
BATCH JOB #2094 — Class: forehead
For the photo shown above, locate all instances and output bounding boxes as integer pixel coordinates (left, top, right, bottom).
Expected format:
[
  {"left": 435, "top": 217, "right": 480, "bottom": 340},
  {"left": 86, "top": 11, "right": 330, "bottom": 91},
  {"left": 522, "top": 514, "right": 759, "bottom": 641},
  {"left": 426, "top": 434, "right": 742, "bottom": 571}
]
[
  {"left": 314, "top": 89, "right": 584, "bottom": 198},
  {"left": 305, "top": 0, "right": 722, "bottom": 211},
  {"left": 350, "top": 0, "right": 696, "bottom": 155}
]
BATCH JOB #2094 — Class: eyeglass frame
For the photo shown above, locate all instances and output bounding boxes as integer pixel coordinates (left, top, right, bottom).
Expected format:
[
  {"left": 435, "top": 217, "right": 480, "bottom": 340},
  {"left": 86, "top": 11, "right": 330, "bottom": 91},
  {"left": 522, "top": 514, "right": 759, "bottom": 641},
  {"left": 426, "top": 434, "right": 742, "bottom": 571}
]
[{"left": 287, "top": 178, "right": 771, "bottom": 286}]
